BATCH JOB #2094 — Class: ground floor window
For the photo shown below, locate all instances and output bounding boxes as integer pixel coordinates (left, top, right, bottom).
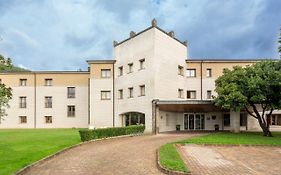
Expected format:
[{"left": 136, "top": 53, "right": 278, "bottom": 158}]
[
  {"left": 124, "top": 112, "right": 145, "bottom": 126},
  {"left": 267, "top": 114, "right": 281, "bottom": 126}
]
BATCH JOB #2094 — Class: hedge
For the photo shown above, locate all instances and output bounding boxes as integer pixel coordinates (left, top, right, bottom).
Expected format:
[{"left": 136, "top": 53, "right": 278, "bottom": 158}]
[{"left": 79, "top": 125, "right": 145, "bottom": 142}]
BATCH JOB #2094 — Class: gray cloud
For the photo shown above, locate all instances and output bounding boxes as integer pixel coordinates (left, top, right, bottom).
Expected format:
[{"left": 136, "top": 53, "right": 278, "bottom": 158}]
[{"left": 0, "top": 0, "right": 280, "bottom": 71}]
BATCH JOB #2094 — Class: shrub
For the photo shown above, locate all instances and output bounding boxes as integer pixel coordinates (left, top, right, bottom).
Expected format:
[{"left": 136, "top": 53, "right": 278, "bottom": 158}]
[{"left": 79, "top": 125, "right": 145, "bottom": 142}]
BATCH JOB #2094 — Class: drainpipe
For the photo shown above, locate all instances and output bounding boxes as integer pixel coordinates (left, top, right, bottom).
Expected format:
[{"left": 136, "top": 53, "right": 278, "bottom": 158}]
[
  {"left": 112, "top": 63, "right": 115, "bottom": 127},
  {"left": 33, "top": 72, "right": 37, "bottom": 128},
  {"left": 200, "top": 61, "right": 203, "bottom": 100}
]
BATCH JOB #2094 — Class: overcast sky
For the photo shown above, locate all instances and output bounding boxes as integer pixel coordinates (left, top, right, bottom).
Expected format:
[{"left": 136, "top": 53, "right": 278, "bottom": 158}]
[{"left": 0, "top": 0, "right": 280, "bottom": 71}]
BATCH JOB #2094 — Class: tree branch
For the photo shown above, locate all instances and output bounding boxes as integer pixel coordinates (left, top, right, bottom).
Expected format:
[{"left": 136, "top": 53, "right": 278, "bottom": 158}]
[{"left": 244, "top": 106, "right": 258, "bottom": 119}]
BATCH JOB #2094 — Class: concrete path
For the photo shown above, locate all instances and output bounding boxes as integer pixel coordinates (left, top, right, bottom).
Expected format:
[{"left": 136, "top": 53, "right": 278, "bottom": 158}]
[
  {"left": 179, "top": 144, "right": 281, "bottom": 175},
  {"left": 22, "top": 132, "right": 203, "bottom": 175}
]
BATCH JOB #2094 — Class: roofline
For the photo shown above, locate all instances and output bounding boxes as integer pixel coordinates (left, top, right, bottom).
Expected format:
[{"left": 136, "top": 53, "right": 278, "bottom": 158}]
[
  {"left": 0, "top": 71, "right": 90, "bottom": 75},
  {"left": 114, "top": 26, "right": 187, "bottom": 47},
  {"left": 86, "top": 60, "right": 116, "bottom": 64},
  {"left": 186, "top": 58, "right": 279, "bottom": 63}
]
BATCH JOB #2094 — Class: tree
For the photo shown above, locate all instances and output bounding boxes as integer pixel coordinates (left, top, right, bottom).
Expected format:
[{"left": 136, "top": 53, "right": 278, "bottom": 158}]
[
  {"left": 0, "top": 54, "right": 13, "bottom": 123},
  {"left": 214, "top": 60, "right": 281, "bottom": 136}
]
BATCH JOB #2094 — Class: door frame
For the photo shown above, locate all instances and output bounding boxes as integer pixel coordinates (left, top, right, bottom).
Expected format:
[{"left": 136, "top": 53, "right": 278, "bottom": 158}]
[{"left": 183, "top": 113, "right": 205, "bottom": 130}]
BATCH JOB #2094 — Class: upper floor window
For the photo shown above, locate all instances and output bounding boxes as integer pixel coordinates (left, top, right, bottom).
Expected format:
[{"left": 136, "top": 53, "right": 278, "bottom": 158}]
[
  {"left": 139, "top": 59, "right": 145, "bottom": 70},
  {"left": 206, "top": 68, "right": 212, "bottom": 77},
  {"left": 45, "top": 79, "right": 53, "bottom": 86},
  {"left": 19, "top": 97, "right": 27, "bottom": 108},
  {"left": 118, "top": 89, "right": 123, "bottom": 99},
  {"left": 45, "top": 116, "right": 52, "bottom": 124},
  {"left": 187, "top": 90, "right": 196, "bottom": 99},
  {"left": 67, "top": 105, "right": 75, "bottom": 117},
  {"left": 178, "top": 66, "right": 184, "bottom": 76},
  {"left": 128, "top": 87, "right": 134, "bottom": 98},
  {"left": 101, "top": 91, "right": 111, "bottom": 100},
  {"left": 207, "top": 90, "right": 212, "bottom": 99},
  {"left": 67, "top": 87, "right": 75, "bottom": 98},
  {"left": 139, "top": 85, "right": 145, "bottom": 96},
  {"left": 118, "top": 66, "right": 123, "bottom": 76},
  {"left": 178, "top": 89, "right": 184, "bottom": 98},
  {"left": 101, "top": 69, "right": 111, "bottom": 78},
  {"left": 128, "top": 63, "right": 133, "bottom": 73},
  {"left": 186, "top": 69, "right": 196, "bottom": 77},
  {"left": 45, "top": 96, "right": 52, "bottom": 108},
  {"left": 19, "top": 116, "right": 27, "bottom": 124},
  {"left": 19, "top": 79, "right": 27, "bottom": 86}
]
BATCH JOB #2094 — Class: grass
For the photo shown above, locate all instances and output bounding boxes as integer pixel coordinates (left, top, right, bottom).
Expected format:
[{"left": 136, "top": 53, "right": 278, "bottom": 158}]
[
  {"left": 0, "top": 129, "right": 81, "bottom": 175},
  {"left": 159, "top": 143, "right": 188, "bottom": 173},
  {"left": 179, "top": 132, "right": 281, "bottom": 146},
  {"left": 159, "top": 132, "right": 281, "bottom": 173}
]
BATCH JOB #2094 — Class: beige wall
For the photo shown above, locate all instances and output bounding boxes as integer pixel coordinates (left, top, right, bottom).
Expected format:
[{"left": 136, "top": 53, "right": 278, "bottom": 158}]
[{"left": 90, "top": 64, "right": 114, "bottom": 79}]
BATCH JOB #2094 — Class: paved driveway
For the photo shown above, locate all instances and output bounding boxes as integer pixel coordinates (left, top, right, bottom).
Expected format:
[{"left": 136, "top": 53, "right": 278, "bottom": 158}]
[
  {"left": 22, "top": 132, "right": 203, "bottom": 175},
  {"left": 179, "top": 145, "right": 281, "bottom": 175}
]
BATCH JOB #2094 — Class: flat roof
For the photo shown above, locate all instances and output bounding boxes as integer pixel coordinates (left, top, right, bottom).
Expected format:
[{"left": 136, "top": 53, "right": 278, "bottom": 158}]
[
  {"left": 0, "top": 71, "right": 90, "bottom": 75},
  {"left": 86, "top": 60, "right": 116, "bottom": 64}
]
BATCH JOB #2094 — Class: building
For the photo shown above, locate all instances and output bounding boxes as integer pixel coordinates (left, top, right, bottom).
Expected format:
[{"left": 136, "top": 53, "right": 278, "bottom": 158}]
[{"left": 0, "top": 19, "right": 280, "bottom": 133}]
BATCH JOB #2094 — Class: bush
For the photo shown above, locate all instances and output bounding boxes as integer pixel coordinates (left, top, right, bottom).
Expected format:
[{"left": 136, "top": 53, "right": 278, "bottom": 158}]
[{"left": 79, "top": 125, "right": 145, "bottom": 142}]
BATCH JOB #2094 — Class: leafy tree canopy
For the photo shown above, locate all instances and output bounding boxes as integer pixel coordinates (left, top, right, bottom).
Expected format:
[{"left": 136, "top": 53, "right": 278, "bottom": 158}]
[{"left": 214, "top": 60, "right": 281, "bottom": 136}]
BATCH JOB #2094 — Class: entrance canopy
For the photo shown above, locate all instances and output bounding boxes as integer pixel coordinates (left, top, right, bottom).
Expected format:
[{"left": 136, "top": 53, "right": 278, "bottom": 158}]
[{"left": 156, "top": 100, "right": 226, "bottom": 112}]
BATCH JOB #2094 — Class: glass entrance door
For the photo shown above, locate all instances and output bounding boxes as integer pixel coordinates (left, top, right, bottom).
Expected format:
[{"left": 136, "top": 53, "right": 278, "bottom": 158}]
[{"left": 184, "top": 113, "right": 205, "bottom": 130}]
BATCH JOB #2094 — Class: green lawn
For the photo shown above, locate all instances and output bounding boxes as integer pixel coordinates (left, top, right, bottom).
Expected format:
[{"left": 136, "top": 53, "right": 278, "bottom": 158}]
[
  {"left": 159, "top": 143, "right": 188, "bottom": 173},
  {"left": 0, "top": 129, "right": 81, "bottom": 175},
  {"left": 179, "top": 132, "right": 281, "bottom": 146},
  {"left": 159, "top": 132, "right": 281, "bottom": 173}
]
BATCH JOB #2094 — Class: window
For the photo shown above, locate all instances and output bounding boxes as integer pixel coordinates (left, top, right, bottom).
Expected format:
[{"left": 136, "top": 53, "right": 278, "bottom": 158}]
[
  {"left": 268, "top": 114, "right": 281, "bottom": 126},
  {"left": 45, "top": 96, "right": 52, "bottom": 108},
  {"left": 67, "top": 105, "right": 75, "bottom": 117},
  {"left": 178, "top": 89, "right": 184, "bottom": 98},
  {"left": 128, "top": 63, "right": 133, "bottom": 73},
  {"left": 206, "top": 68, "right": 212, "bottom": 77},
  {"left": 139, "top": 85, "right": 145, "bottom": 96},
  {"left": 207, "top": 90, "right": 212, "bottom": 99},
  {"left": 20, "top": 79, "right": 27, "bottom": 86},
  {"left": 186, "top": 69, "right": 196, "bottom": 77},
  {"left": 178, "top": 66, "right": 184, "bottom": 76},
  {"left": 45, "top": 79, "right": 53, "bottom": 86},
  {"left": 101, "top": 69, "right": 111, "bottom": 78},
  {"left": 124, "top": 112, "right": 145, "bottom": 126},
  {"left": 45, "top": 116, "right": 52, "bottom": 124},
  {"left": 67, "top": 87, "right": 75, "bottom": 98},
  {"left": 101, "top": 91, "right": 111, "bottom": 100},
  {"left": 118, "top": 89, "right": 123, "bottom": 99},
  {"left": 19, "top": 97, "right": 27, "bottom": 108},
  {"left": 128, "top": 87, "right": 133, "bottom": 98},
  {"left": 187, "top": 91, "right": 196, "bottom": 99},
  {"left": 139, "top": 59, "right": 145, "bottom": 70},
  {"left": 118, "top": 66, "right": 123, "bottom": 76},
  {"left": 19, "top": 116, "right": 27, "bottom": 124}
]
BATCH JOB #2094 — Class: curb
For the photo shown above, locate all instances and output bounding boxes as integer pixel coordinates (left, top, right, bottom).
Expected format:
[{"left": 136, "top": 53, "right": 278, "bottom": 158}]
[
  {"left": 15, "top": 133, "right": 144, "bottom": 175},
  {"left": 156, "top": 148, "right": 191, "bottom": 175},
  {"left": 179, "top": 143, "right": 281, "bottom": 147}
]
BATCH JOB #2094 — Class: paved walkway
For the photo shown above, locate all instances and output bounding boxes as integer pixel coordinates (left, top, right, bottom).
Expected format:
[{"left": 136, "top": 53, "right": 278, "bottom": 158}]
[
  {"left": 22, "top": 132, "right": 203, "bottom": 175},
  {"left": 179, "top": 144, "right": 281, "bottom": 175}
]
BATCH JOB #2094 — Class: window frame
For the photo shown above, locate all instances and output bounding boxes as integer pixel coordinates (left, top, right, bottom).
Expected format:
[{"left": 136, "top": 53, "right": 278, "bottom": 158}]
[
  {"left": 45, "top": 116, "right": 53, "bottom": 124},
  {"left": 101, "top": 90, "right": 111, "bottom": 100},
  {"left": 101, "top": 69, "right": 111, "bottom": 78},
  {"left": 67, "top": 105, "right": 75, "bottom": 117},
  {"left": 19, "top": 96, "right": 27, "bottom": 108},
  {"left": 45, "top": 96, "right": 52, "bottom": 108},
  {"left": 178, "top": 89, "right": 184, "bottom": 98},
  {"left": 45, "top": 79, "right": 53, "bottom": 86},
  {"left": 187, "top": 90, "right": 196, "bottom": 99},
  {"left": 19, "top": 79, "right": 27, "bottom": 86},
  {"left": 139, "top": 59, "right": 145, "bottom": 70},
  {"left": 118, "top": 89, "right": 123, "bottom": 99},
  {"left": 128, "top": 63, "right": 133, "bottom": 73},
  {"left": 178, "top": 66, "right": 184, "bottom": 76},
  {"left": 19, "top": 116, "right": 27, "bottom": 124},
  {"left": 128, "top": 87, "right": 134, "bottom": 98},
  {"left": 206, "top": 68, "right": 212, "bottom": 78},
  {"left": 186, "top": 69, "right": 196, "bottom": 77},
  {"left": 139, "top": 85, "right": 145, "bottom": 96},
  {"left": 118, "top": 66, "right": 123, "bottom": 76},
  {"left": 207, "top": 90, "right": 212, "bottom": 99},
  {"left": 67, "top": 87, "right": 76, "bottom": 98}
]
